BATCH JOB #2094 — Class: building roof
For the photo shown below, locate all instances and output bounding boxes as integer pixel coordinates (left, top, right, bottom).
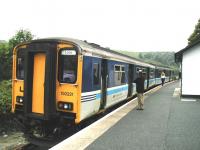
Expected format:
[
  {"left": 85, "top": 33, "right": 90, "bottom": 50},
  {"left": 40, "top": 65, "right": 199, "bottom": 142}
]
[{"left": 175, "top": 40, "right": 200, "bottom": 62}]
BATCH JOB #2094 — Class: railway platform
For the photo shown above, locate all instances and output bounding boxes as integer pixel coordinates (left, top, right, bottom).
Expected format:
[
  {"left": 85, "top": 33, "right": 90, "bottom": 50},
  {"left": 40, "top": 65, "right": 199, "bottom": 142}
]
[{"left": 51, "top": 81, "right": 200, "bottom": 150}]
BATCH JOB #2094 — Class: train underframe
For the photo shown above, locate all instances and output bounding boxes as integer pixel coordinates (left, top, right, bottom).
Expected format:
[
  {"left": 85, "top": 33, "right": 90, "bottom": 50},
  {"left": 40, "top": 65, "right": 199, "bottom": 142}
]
[{"left": 15, "top": 111, "right": 77, "bottom": 142}]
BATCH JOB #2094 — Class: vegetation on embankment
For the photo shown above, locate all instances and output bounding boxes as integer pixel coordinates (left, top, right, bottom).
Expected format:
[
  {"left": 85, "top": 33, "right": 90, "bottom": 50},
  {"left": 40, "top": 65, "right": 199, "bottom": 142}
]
[
  {"left": 0, "top": 80, "right": 22, "bottom": 134},
  {"left": 117, "top": 51, "right": 179, "bottom": 69},
  {"left": 0, "top": 80, "right": 12, "bottom": 114},
  {"left": 0, "top": 30, "right": 33, "bottom": 133},
  {"left": 0, "top": 29, "right": 34, "bottom": 81},
  {"left": 0, "top": 29, "right": 34, "bottom": 114}
]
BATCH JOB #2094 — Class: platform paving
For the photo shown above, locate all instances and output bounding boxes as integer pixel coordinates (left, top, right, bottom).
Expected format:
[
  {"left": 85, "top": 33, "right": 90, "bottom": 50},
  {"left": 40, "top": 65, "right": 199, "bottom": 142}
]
[{"left": 86, "top": 81, "right": 200, "bottom": 150}]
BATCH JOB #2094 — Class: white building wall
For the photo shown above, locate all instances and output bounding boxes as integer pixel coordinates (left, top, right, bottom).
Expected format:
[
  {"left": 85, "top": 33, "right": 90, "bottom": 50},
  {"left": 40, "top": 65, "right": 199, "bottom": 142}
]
[{"left": 182, "top": 44, "right": 200, "bottom": 95}]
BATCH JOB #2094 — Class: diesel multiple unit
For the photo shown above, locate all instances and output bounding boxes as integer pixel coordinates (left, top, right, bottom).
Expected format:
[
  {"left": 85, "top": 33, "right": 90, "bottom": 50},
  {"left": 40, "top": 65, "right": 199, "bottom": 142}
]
[{"left": 12, "top": 38, "right": 178, "bottom": 137}]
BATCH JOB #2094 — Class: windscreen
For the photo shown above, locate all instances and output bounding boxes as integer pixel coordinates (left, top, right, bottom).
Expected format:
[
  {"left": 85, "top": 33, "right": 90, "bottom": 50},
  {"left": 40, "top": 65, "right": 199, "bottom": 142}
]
[{"left": 58, "top": 48, "right": 78, "bottom": 83}]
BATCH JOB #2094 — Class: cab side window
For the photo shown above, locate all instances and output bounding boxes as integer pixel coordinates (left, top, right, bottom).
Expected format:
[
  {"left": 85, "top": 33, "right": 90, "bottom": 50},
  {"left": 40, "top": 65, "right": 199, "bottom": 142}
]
[{"left": 17, "top": 50, "right": 25, "bottom": 79}]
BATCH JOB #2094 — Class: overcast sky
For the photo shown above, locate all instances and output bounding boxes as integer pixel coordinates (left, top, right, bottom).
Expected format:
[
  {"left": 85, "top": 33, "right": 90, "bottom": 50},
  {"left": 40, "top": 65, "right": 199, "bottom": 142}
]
[{"left": 1, "top": 0, "right": 200, "bottom": 52}]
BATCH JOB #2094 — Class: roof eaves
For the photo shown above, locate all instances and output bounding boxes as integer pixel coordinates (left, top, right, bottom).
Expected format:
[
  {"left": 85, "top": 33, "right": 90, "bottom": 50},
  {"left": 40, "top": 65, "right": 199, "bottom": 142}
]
[{"left": 175, "top": 39, "right": 200, "bottom": 62}]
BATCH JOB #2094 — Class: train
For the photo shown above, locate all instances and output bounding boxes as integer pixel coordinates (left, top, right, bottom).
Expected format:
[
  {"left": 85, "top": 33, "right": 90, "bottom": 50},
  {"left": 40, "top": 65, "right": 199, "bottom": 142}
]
[{"left": 12, "top": 37, "right": 178, "bottom": 138}]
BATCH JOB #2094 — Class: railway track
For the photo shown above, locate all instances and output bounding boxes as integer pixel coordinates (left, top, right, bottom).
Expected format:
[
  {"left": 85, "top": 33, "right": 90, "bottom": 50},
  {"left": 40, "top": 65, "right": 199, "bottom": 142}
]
[
  {"left": 14, "top": 143, "right": 51, "bottom": 150},
  {"left": 20, "top": 143, "right": 38, "bottom": 150}
]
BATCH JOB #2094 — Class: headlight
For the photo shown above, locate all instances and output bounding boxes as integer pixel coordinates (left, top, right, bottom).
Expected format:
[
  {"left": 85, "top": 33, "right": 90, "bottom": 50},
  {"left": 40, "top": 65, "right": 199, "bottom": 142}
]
[
  {"left": 16, "top": 96, "right": 24, "bottom": 104},
  {"left": 57, "top": 102, "right": 73, "bottom": 111}
]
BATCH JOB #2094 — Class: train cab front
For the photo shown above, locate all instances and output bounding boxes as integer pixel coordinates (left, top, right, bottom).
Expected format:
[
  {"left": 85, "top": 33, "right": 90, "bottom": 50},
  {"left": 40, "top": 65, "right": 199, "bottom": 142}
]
[{"left": 12, "top": 39, "right": 82, "bottom": 138}]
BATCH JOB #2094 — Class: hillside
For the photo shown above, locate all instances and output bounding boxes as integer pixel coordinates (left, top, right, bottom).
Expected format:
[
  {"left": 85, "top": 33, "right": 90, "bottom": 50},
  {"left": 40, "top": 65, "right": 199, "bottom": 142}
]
[
  {"left": 0, "top": 40, "right": 6, "bottom": 43},
  {"left": 116, "top": 51, "right": 178, "bottom": 69}
]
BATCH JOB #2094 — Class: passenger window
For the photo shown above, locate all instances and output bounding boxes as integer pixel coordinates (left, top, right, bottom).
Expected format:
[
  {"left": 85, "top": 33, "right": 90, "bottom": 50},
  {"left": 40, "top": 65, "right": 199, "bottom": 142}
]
[
  {"left": 136, "top": 67, "right": 141, "bottom": 73},
  {"left": 93, "top": 63, "right": 100, "bottom": 85},
  {"left": 143, "top": 72, "right": 147, "bottom": 79},
  {"left": 142, "top": 68, "right": 147, "bottom": 78},
  {"left": 150, "top": 69, "right": 155, "bottom": 78},
  {"left": 136, "top": 67, "right": 141, "bottom": 77},
  {"left": 114, "top": 65, "right": 126, "bottom": 86},
  {"left": 121, "top": 72, "right": 126, "bottom": 83},
  {"left": 17, "top": 50, "right": 25, "bottom": 79},
  {"left": 58, "top": 49, "right": 78, "bottom": 83},
  {"left": 121, "top": 66, "right": 125, "bottom": 72},
  {"left": 121, "top": 66, "right": 125, "bottom": 83},
  {"left": 114, "top": 65, "right": 120, "bottom": 72}
]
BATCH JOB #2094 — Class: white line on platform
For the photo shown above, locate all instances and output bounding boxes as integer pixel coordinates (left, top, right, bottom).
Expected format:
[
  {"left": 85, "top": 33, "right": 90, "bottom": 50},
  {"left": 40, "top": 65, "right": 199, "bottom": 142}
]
[
  {"left": 181, "top": 99, "right": 197, "bottom": 102},
  {"left": 173, "top": 88, "right": 180, "bottom": 97}
]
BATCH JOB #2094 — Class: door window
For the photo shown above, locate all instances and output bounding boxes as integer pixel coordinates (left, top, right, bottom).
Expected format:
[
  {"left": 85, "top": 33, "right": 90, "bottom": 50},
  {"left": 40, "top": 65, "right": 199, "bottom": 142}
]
[{"left": 93, "top": 63, "right": 100, "bottom": 85}]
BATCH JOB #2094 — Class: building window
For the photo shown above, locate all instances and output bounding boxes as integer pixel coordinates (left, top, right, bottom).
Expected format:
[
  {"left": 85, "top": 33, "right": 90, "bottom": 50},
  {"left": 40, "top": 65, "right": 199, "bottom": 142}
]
[
  {"left": 17, "top": 50, "right": 25, "bottom": 79},
  {"left": 58, "top": 48, "right": 78, "bottom": 83},
  {"left": 93, "top": 63, "right": 100, "bottom": 85}
]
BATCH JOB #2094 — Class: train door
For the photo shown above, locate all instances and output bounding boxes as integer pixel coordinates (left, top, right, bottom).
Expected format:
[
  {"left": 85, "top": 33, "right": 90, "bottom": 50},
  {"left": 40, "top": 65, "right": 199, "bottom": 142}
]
[
  {"left": 128, "top": 64, "right": 134, "bottom": 97},
  {"left": 155, "top": 68, "right": 159, "bottom": 84},
  {"left": 169, "top": 70, "right": 172, "bottom": 81},
  {"left": 32, "top": 53, "right": 46, "bottom": 114},
  {"left": 142, "top": 67, "right": 147, "bottom": 90},
  {"left": 147, "top": 67, "right": 150, "bottom": 89},
  {"left": 23, "top": 45, "right": 57, "bottom": 120},
  {"left": 100, "top": 59, "right": 107, "bottom": 109}
]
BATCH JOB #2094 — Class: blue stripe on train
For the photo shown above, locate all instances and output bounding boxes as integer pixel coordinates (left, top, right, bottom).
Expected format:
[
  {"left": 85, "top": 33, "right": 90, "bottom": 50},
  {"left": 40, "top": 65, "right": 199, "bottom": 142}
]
[
  {"left": 96, "top": 93, "right": 101, "bottom": 99},
  {"left": 84, "top": 85, "right": 128, "bottom": 101},
  {"left": 107, "top": 86, "right": 128, "bottom": 95}
]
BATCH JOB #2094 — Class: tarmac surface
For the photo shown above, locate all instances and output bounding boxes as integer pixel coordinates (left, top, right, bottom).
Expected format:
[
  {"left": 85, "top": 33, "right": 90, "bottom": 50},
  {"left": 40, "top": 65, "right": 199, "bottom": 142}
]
[{"left": 86, "top": 81, "right": 200, "bottom": 150}]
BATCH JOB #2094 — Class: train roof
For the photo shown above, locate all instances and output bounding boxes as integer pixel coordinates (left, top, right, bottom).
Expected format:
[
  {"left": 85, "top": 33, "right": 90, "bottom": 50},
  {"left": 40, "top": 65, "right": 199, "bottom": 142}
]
[
  {"left": 20, "top": 37, "right": 173, "bottom": 70},
  {"left": 155, "top": 66, "right": 171, "bottom": 70},
  {"left": 31, "top": 37, "right": 155, "bottom": 68}
]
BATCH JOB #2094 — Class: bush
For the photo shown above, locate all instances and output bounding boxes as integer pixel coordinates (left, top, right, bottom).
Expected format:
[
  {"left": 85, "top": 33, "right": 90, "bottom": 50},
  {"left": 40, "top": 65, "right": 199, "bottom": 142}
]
[
  {"left": 0, "top": 80, "right": 12, "bottom": 114},
  {"left": 0, "top": 42, "right": 12, "bottom": 81}
]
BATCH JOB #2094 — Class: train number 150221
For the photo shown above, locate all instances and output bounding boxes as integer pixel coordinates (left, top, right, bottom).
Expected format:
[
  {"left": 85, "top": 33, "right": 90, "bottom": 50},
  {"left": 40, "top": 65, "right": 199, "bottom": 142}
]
[{"left": 61, "top": 92, "right": 73, "bottom": 96}]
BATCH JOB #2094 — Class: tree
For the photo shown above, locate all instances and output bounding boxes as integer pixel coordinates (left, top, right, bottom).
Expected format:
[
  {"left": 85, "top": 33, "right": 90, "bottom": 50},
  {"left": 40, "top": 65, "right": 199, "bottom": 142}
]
[
  {"left": 9, "top": 29, "right": 34, "bottom": 49},
  {"left": 188, "top": 18, "right": 200, "bottom": 45},
  {"left": 139, "top": 53, "right": 143, "bottom": 59},
  {"left": 0, "top": 29, "right": 34, "bottom": 80},
  {"left": 0, "top": 42, "right": 10, "bottom": 80}
]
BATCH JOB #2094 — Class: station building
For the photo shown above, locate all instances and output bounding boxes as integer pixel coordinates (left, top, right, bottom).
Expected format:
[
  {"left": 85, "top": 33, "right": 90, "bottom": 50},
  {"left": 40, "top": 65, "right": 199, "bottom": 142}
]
[{"left": 175, "top": 40, "right": 200, "bottom": 98}]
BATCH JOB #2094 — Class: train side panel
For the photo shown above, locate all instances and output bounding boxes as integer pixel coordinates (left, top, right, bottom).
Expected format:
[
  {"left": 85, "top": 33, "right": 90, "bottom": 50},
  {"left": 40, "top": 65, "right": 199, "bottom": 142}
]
[
  {"left": 134, "top": 65, "right": 148, "bottom": 90},
  {"left": 155, "top": 68, "right": 162, "bottom": 85},
  {"left": 56, "top": 43, "right": 82, "bottom": 124},
  {"left": 148, "top": 67, "right": 156, "bottom": 88},
  {"left": 128, "top": 64, "right": 136, "bottom": 97},
  {"left": 105, "top": 60, "right": 129, "bottom": 108},
  {"left": 12, "top": 45, "right": 26, "bottom": 113},
  {"left": 80, "top": 56, "right": 101, "bottom": 121},
  {"left": 165, "top": 70, "right": 170, "bottom": 82}
]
